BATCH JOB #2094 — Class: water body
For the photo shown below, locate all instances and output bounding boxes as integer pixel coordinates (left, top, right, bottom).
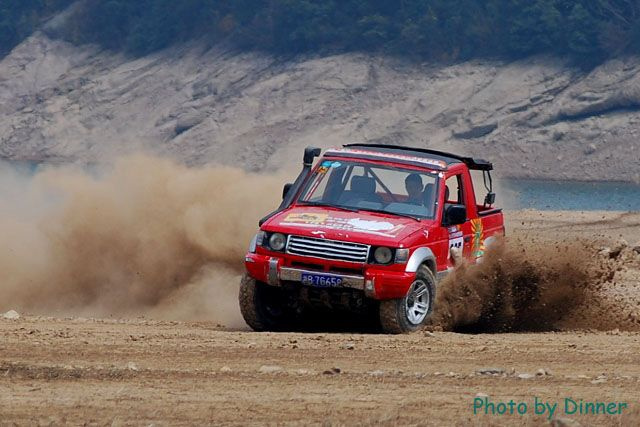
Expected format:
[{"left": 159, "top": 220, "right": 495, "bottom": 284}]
[
  {"left": 500, "top": 179, "right": 640, "bottom": 211},
  {"left": 2, "top": 159, "right": 639, "bottom": 211}
]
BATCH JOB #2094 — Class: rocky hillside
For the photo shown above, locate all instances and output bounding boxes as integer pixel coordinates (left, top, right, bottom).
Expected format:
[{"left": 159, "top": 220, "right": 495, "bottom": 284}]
[{"left": 1, "top": 33, "right": 639, "bottom": 181}]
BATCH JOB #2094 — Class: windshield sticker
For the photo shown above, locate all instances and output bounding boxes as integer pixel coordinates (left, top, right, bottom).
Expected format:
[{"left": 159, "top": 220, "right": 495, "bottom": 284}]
[
  {"left": 321, "top": 161, "right": 332, "bottom": 167},
  {"left": 281, "top": 214, "right": 406, "bottom": 237},
  {"left": 326, "top": 148, "right": 448, "bottom": 169},
  {"left": 330, "top": 161, "right": 342, "bottom": 168}
]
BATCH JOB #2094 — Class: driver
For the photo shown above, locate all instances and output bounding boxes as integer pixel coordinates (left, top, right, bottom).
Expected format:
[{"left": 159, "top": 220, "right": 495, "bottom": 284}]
[{"left": 405, "top": 173, "right": 423, "bottom": 205}]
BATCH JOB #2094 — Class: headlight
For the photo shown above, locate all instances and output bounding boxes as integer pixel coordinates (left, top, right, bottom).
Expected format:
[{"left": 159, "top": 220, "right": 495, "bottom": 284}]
[
  {"left": 268, "top": 233, "right": 287, "bottom": 251},
  {"left": 374, "top": 247, "right": 393, "bottom": 264}
]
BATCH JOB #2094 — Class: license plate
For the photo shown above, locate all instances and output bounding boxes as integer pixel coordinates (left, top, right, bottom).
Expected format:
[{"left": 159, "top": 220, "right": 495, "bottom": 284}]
[{"left": 301, "top": 272, "right": 344, "bottom": 288}]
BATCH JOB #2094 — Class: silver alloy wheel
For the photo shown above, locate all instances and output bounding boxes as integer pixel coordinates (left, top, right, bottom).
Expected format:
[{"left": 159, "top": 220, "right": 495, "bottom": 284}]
[{"left": 405, "top": 280, "right": 430, "bottom": 325}]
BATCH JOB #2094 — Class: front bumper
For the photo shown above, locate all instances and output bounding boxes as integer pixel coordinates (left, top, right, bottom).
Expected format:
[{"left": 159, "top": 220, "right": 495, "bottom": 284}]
[{"left": 245, "top": 253, "right": 415, "bottom": 300}]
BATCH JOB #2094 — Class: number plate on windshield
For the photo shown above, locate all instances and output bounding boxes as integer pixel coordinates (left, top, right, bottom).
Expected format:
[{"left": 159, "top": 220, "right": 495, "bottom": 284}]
[{"left": 301, "top": 273, "right": 343, "bottom": 288}]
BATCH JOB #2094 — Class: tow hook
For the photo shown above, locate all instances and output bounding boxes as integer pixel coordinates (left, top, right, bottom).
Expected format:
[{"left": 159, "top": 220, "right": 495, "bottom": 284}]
[{"left": 268, "top": 257, "right": 281, "bottom": 286}]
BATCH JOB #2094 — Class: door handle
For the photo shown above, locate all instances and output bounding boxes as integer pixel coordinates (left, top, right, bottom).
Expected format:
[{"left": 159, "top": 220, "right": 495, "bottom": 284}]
[{"left": 464, "top": 236, "right": 471, "bottom": 243}]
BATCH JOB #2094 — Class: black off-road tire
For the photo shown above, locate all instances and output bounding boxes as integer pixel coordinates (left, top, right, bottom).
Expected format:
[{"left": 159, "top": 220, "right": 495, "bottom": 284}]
[
  {"left": 379, "top": 265, "right": 436, "bottom": 334},
  {"left": 239, "top": 273, "right": 291, "bottom": 331}
]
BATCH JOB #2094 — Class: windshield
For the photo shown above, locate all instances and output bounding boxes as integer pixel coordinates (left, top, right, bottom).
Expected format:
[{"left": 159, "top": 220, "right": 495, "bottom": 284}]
[{"left": 297, "top": 159, "right": 440, "bottom": 219}]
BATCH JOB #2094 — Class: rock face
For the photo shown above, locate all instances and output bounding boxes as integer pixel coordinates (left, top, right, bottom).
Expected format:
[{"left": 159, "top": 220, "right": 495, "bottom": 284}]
[{"left": 1, "top": 33, "right": 640, "bottom": 180}]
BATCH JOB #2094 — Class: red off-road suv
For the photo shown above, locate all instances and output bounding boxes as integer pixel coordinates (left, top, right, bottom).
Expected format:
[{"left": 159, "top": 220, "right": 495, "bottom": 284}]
[{"left": 240, "top": 144, "right": 504, "bottom": 333}]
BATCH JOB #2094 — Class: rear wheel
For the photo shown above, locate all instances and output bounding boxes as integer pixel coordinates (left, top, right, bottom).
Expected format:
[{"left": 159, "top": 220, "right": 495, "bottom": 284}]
[
  {"left": 239, "top": 273, "right": 292, "bottom": 331},
  {"left": 379, "top": 265, "right": 435, "bottom": 334}
]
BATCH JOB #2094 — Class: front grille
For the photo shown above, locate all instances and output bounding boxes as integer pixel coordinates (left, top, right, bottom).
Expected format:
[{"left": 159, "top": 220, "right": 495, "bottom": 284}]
[{"left": 287, "top": 235, "right": 370, "bottom": 263}]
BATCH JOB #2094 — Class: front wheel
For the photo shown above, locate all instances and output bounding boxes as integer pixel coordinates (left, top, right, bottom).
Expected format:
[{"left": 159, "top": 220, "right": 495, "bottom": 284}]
[
  {"left": 239, "top": 273, "right": 292, "bottom": 331},
  {"left": 379, "top": 265, "right": 435, "bottom": 334}
]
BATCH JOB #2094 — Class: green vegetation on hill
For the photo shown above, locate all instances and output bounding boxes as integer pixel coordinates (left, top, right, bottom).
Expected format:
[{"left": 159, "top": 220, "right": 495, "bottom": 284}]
[{"left": 3, "top": 1, "right": 640, "bottom": 64}]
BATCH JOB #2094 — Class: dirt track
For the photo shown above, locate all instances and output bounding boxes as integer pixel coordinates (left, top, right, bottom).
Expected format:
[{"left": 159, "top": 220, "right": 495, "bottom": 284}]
[{"left": 1, "top": 211, "right": 640, "bottom": 426}]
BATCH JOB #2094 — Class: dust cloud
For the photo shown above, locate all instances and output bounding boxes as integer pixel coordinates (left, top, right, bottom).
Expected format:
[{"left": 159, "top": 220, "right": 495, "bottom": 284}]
[
  {"left": 0, "top": 155, "right": 284, "bottom": 326},
  {"left": 430, "top": 236, "right": 639, "bottom": 332}
]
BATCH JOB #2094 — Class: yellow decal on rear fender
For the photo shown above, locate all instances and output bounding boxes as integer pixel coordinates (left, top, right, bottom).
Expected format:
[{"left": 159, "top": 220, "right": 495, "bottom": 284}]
[{"left": 471, "top": 218, "right": 485, "bottom": 259}]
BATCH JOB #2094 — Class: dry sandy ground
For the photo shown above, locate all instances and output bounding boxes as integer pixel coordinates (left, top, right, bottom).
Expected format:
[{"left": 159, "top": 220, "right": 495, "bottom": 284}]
[{"left": 1, "top": 210, "right": 639, "bottom": 426}]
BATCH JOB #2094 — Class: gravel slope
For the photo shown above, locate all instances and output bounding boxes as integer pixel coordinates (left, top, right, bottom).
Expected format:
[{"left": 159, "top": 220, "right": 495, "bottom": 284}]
[{"left": 1, "top": 34, "right": 640, "bottom": 181}]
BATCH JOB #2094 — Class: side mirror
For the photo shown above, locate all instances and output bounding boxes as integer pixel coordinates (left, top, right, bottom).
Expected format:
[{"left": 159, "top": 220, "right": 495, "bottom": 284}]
[
  {"left": 303, "top": 147, "right": 321, "bottom": 166},
  {"left": 484, "top": 192, "right": 496, "bottom": 206},
  {"left": 444, "top": 204, "right": 466, "bottom": 226},
  {"left": 282, "top": 183, "right": 293, "bottom": 200}
]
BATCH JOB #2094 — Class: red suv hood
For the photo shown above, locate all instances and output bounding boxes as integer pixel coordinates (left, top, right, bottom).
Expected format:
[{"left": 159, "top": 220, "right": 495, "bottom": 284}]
[{"left": 263, "top": 206, "right": 429, "bottom": 246}]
